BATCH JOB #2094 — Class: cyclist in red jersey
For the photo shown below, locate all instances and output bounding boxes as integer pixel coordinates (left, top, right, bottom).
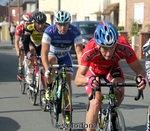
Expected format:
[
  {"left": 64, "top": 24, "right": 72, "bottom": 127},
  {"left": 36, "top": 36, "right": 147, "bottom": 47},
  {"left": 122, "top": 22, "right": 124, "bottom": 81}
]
[
  {"left": 75, "top": 20, "right": 147, "bottom": 131},
  {"left": 15, "top": 13, "right": 32, "bottom": 79}
]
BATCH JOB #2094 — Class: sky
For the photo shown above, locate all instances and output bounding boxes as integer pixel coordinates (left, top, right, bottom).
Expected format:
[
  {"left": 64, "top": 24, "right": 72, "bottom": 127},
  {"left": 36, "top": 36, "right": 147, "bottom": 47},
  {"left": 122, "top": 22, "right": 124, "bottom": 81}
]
[{"left": 0, "top": 0, "right": 9, "bottom": 6}]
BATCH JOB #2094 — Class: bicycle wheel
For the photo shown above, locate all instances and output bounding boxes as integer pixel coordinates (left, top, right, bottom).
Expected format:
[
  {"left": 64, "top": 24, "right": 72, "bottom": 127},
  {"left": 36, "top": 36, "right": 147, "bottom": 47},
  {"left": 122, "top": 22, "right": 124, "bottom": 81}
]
[
  {"left": 18, "top": 65, "right": 26, "bottom": 94},
  {"left": 49, "top": 81, "right": 59, "bottom": 128},
  {"left": 61, "top": 83, "right": 72, "bottom": 131},
  {"left": 28, "top": 74, "right": 39, "bottom": 105},
  {"left": 100, "top": 108, "right": 126, "bottom": 131},
  {"left": 20, "top": 81, "right": 26, "bottom": 94},
  {"left": 39, "top": 71, "right": 47, "bottom": 111},
  {"left": 39, "top": 89, "right": 46, "bottom": 111},
  {"left": 115, "top": 108, "right": 126, "bottom": 131},
  {"left": 32, "top": 74, "right": 39, "bottom": 105},
  {"left": 146, "top": 102, "right": 150, "bottom": 131}
]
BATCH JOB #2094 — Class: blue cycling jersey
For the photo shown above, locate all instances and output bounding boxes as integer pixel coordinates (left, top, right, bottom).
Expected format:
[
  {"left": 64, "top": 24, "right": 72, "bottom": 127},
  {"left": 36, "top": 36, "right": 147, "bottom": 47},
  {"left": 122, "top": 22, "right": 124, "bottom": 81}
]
[{"left": 42, "top": 24, "right": 82, "bottom": 58}]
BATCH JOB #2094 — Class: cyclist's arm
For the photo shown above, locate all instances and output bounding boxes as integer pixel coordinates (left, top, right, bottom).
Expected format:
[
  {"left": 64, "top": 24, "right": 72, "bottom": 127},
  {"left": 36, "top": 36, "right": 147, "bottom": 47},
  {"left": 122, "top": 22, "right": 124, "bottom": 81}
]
[
  {"left": 75, "top": 65, "right": 89, "bottom": 87},
  {"left": 22, "top": 34, "right": 30, "bottom": 54},
  {"left": 41, "top": 42, "right": 50, "bottom": 71},
  {"left": 15, "top": 35, "right": 20, "bottom": 56},
  {"left": 128, "top": 59, "right": 146, "bottom": 90},
  {"left": 74, "top": 43, "right": 83, "bottom": 65},
  {"left": 129, "top": 60, "right": 146, "bottom": 77}
]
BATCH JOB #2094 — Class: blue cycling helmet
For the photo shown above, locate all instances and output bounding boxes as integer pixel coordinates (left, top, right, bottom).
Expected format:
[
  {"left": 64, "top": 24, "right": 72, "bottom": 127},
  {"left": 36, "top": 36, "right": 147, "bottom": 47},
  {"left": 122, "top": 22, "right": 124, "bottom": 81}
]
[
  {"left": 54, "top": 10, "right": 71, "bottom": 24},
  {"left": 94, "top": 21, "right": 118, "bottom": 47}
]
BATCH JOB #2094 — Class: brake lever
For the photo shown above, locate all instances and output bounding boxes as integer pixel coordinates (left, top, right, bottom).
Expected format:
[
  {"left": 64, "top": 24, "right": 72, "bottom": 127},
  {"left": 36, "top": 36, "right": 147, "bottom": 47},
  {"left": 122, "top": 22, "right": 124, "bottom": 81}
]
[{"left": 134, "top": 89, "right": 144, "bottom": 101}]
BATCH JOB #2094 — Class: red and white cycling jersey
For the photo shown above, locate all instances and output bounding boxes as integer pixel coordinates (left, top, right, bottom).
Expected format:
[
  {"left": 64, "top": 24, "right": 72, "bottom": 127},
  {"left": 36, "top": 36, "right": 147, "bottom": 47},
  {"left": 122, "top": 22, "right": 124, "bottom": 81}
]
[
  {"left": 15, "top": 24, "right": 25, "bottom": 46},
  {"left": 81, "top": 35, "right": 138, "bottom": 76}
]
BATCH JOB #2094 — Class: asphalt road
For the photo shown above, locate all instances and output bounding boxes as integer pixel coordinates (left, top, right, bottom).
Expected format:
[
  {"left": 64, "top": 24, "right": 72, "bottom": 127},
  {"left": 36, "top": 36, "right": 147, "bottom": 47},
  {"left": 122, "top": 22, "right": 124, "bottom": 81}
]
[{"left": 0, "top": 42, "right": 150, "bottom": 131}]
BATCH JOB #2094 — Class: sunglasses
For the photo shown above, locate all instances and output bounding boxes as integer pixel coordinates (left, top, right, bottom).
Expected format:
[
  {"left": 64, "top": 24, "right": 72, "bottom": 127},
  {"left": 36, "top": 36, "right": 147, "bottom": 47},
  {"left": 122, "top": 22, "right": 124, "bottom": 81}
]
[{"left": 57, "top": 22, "right": 69, "bottom": 26}]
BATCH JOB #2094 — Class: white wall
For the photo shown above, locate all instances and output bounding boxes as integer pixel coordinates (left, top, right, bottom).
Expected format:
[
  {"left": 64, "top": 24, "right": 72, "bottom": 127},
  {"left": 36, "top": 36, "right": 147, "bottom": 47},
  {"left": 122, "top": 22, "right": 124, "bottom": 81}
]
[{"left": 39, "top": 0, "right": 126, "bottom": 27}]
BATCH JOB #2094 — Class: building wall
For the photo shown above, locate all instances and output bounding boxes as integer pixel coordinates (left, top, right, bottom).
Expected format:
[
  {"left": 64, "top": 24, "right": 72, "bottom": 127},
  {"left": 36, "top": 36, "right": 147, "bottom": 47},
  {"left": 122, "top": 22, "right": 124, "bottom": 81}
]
[
  {"left": 39, "top": 0, "right": 126, "bottom": 27},
  {"left": 126, "top": 0, "right": 150, "bottom": 34},
  {"left": 10, "top": 6, "right": 23, "bottom": 25}
]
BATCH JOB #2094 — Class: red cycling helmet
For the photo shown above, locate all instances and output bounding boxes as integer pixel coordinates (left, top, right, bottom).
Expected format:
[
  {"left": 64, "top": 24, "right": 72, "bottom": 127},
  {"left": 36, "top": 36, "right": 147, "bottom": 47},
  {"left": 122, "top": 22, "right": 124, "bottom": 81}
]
[{"left": 22, "top": 13, "right": 32, "bottom": 22}]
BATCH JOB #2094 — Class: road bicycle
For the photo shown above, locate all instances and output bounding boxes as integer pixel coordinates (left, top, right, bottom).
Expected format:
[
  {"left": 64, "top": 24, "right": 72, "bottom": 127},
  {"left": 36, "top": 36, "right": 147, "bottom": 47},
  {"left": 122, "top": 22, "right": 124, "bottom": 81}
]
[
  {"left": 40, "top": 64, "right": 78, "bottom": 131},
  {"left": 26, "top": 55, "right": 44, "bottom": 105},
  {"left": 87, "top": 75, "right": 143, "bottom": 131}
]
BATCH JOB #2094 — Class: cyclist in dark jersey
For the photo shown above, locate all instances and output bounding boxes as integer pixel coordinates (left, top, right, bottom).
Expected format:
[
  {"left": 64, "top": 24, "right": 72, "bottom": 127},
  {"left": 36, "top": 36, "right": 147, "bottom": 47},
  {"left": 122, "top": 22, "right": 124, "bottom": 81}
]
[
  {"left": 23, "top": 12, "right": 50, "bottom": 84},
  {"left": 75, "top": 21, "right": 147, "bottom": 131}
]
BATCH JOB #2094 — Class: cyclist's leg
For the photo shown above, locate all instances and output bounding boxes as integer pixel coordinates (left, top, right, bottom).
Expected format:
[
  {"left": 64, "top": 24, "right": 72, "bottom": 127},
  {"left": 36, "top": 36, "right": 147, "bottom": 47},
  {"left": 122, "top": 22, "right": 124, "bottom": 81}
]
[
  {"left": 25, "top": 43, "right": 36, "bottom": 84},
  {"left": 45, "top": 53, "right": 57, "bottom": 101},
  {"left": 107, "top": 64, "right": 125, "bottom": 106},
  {"left": 18, "top": 45, "right": 25, "bottom": 75},
  {"left": 47, "top": 54, "right": 57, "bottom": 84},
  {"left": 85, "top": 70, "right": 102, "bottom": 131}
]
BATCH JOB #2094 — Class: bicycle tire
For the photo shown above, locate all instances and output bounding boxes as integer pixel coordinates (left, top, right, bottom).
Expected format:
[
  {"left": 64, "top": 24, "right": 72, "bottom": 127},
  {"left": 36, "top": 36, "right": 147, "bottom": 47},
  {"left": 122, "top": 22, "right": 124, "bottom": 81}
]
[
  {"left": 103, "top": 108, "right": 126, "bottom": 131},
  {"left": 28, "top": 74, "right": 39, "bottom": 105},
  {"left": 39, "top": 71, "right": 47, "bottom": 111},
  {"left": 49, "top": 80, "right": 59, "bottom": 128},
  {"left": 39, "top": 89, "right": 46, "bottom": 111},
  {"left": 20, "top": 79, "right": 26, "bottom": 94},
  {"left": 146, "top": 102, "right": 150, "bottom": 131},
  {"left": 19, "top": 65, "right": 26, "bottom": 94},
  {"left": 61, "top": 83, "right": 72, "bottom": 131}
]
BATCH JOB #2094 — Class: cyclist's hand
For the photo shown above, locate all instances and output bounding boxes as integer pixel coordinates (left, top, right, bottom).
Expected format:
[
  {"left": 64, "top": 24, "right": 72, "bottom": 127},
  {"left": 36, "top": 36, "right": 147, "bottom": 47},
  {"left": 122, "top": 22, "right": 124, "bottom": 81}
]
[
  {"left": 135, "top": 74, "right": 147, "bottom": 90},
  {"left": 45, "top": 70, "right": 50, "bottom": 78},
  {"left": 86, "top": 76, "right": 100, "bottom": 96}
]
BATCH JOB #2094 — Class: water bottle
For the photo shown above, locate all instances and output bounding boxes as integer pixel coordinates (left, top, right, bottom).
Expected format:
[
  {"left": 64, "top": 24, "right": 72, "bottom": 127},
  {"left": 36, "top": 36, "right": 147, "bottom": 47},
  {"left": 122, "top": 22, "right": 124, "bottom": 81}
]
[{"left": 57, "top": 85, "right": 61, "bottom": 99}]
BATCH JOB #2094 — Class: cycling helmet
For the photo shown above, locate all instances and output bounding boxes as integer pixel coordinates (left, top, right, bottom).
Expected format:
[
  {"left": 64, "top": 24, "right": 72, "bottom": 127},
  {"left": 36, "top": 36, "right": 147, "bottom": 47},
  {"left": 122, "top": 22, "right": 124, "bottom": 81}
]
[
  {"left": 54, "top": 10, "right": 71, "bottom": 24},
  {"left": 22, "top": 13, "right": 32, "bottom": 22},
  {"left": 94, "top": 21, "right": 118, "bottom": 47},
  {"left": 32, "top": 12, "right": 47, "bottom": 24}
]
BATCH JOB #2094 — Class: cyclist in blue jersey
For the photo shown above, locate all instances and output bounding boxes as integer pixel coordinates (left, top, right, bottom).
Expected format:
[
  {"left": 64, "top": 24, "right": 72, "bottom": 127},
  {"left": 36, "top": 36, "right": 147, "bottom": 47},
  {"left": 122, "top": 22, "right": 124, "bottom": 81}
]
[{"left": 41, "top": 10, "right": 83, "bottom": 102}]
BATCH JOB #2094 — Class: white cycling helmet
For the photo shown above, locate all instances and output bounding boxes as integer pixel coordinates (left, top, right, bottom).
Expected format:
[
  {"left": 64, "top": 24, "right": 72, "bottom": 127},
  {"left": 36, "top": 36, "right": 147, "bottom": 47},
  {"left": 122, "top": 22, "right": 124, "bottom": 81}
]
[
  {"left": 22, "top": 13, "right": 32, "bottom": 22},
  {"left": 54, "top": 10, "right": 71, "bottom": 24}
]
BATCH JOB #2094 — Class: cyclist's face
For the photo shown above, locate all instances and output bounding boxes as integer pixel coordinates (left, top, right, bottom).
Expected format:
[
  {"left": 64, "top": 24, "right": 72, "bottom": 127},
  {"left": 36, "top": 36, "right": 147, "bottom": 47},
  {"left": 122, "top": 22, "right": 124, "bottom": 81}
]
[
  {"left": 99, "top": 45, "right": 116, "bottom": 60},
  {"left": 56, "top": 22, "right": 70, "bottom": 35},
  {"left": 34, "top": 22, "right": 45, "bottom": 32},
  {"left": 24, "top": 21, "right": 30, "bottom": 27}
]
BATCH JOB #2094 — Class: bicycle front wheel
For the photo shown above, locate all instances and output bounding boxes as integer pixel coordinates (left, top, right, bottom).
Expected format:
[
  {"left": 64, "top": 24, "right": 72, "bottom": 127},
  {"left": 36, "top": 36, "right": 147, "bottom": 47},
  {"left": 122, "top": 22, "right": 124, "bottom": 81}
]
[
  {"left": 49, "top": 82, "right": 59, "bottom": 128},
  {"left": 115, "top": 108, "right": 126, "bottom": 131},
  {"left": 61, "top": 83, "right": 72, "bottom": 131},
  {"left": 102, "top": 108, "right": 126, "bottom": 131},
  {"left": 20, "top": 79, "right": 26, "bottom": 94}
]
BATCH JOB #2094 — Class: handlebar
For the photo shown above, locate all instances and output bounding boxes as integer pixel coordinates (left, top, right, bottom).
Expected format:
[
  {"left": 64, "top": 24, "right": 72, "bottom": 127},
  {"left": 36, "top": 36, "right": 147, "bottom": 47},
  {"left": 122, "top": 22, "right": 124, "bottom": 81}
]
[{"left": 89, "top": 82, "right": 144, "bottom": 101}]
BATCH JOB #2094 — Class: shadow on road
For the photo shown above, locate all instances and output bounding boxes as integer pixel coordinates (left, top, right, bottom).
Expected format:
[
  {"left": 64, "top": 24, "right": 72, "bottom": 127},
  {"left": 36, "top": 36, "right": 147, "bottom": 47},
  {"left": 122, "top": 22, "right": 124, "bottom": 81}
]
[
  {"left": 126, "top": 124, "right": 146, "bottom": 131},
  {"left": 0, "top": 116, "right": 20, "bottom": 131}
]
